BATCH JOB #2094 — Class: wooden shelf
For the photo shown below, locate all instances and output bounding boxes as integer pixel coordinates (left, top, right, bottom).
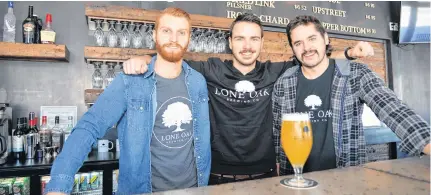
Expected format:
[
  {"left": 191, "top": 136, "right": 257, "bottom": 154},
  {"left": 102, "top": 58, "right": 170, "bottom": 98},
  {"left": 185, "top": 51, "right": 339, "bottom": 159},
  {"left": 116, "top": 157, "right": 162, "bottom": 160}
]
[
  {"left": 85, "top": 4, "right": 232, "bottom": 30},
  {"left": 84, "top": 46, "right": 234, "bottom": 63},
  {"left": 85, "top": 89, "right": 104, "bottom": 104},
  {"left": 0, "top": 42, "right": 70, "bottom": 62},
  {"left": 83, "top": 46, "right": 300, "bottom": 65}
]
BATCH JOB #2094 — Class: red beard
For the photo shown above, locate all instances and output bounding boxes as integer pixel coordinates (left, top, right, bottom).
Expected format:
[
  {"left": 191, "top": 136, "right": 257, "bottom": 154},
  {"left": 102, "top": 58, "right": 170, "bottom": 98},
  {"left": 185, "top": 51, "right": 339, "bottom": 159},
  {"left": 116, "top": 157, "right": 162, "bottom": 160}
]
[{"left": 156, "top": 41, "right": 188, "bottom": 63}]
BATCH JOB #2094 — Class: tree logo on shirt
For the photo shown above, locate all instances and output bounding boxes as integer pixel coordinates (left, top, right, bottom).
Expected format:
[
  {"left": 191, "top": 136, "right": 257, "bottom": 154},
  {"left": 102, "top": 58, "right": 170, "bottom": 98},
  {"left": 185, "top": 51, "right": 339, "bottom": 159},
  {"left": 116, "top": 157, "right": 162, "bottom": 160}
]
[
  {"left": 214, "top": 80, "right": 270, "bottom": 104},
  {"left": 235, "top": 80, "right": 255, "bottom": 93},
  {"left": 162, "top": 102, "right": 192, "bottom": 132},
  {"left": 304, "top": 95, "right": 322, "bottom": 110},
  {"left": 154, "top": 97, "right": 194, "bottom": 149}
]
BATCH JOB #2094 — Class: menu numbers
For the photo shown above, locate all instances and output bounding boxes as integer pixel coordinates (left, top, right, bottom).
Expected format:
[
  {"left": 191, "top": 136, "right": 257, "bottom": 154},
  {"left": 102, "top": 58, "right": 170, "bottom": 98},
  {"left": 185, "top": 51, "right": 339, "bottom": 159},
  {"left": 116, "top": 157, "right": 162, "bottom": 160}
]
[
  {"left": 365, "top": 2, "right": 375, "bottom": 8},
  {"left": 294, "top": 4, "right": 307, "bottom": 11},
  {"left": 365, "top": 15, "right": 376, "bottom": 20},
  {"left": 329, "top": 1, "right": 341, "bottom": 3}
]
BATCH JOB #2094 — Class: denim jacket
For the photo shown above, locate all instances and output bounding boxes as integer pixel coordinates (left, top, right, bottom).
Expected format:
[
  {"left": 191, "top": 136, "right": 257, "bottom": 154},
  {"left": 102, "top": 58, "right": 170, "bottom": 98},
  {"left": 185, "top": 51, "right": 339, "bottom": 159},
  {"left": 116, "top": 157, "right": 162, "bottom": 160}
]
[{"left": 45, "top": 56, "right": 211, "bottom": 194}]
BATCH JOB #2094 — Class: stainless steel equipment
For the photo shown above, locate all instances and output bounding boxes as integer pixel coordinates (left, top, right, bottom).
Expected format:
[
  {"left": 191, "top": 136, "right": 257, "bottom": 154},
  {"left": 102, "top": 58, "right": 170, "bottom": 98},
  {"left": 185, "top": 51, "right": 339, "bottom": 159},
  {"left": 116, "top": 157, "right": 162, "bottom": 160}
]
[{"left": 0, "top": 103, "right": 12, "bottom": 165}]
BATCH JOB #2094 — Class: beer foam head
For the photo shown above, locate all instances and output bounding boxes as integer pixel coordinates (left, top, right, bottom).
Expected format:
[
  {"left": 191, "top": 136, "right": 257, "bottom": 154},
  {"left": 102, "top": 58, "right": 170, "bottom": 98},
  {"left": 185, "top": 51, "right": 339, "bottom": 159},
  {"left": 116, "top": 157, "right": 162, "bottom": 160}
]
[{"left": 282, "top": 113, "right": 310, "bottom": 121}]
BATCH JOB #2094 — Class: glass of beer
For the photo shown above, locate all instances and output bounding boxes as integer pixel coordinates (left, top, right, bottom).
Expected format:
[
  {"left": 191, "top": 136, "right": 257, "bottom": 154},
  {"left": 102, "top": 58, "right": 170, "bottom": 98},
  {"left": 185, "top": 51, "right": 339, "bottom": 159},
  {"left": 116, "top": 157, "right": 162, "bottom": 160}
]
[{"left": 280, "top": 113, "right": 317, "bottom": 189}]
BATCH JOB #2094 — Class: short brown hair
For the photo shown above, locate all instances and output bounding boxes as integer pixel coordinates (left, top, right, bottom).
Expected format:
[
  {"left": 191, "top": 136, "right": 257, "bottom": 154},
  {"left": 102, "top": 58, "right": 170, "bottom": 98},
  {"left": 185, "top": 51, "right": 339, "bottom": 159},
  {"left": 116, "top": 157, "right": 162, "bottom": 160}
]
[
  {"left": 229, "top": 13, "right": 263, "bottom": 38},
  {"left": 155, "top": 7, "right": 191, "bottom": 31},
  {"left": 285, "top": 15, "right": 333, "bottom": 56}
]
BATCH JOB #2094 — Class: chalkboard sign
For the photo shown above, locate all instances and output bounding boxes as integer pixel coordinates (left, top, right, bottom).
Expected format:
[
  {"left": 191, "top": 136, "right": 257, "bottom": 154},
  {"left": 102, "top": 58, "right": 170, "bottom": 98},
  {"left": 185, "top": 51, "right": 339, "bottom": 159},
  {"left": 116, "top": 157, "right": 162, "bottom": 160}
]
[{"left": 163, "top": 1, "right": 391, "bottom": 39}]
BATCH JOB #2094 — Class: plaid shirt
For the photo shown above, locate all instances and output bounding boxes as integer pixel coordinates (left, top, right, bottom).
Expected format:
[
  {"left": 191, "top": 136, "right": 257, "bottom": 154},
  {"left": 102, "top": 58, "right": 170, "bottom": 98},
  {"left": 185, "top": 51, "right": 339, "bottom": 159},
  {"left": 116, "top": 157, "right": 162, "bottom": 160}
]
[{"left": 272, "top": 59, "right": 430, "bottom": 175}]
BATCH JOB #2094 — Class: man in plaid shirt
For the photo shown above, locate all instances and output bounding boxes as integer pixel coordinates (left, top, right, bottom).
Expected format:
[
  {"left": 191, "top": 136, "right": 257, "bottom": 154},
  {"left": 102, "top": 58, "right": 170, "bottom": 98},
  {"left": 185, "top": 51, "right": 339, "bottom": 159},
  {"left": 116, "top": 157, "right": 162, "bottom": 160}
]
[{"left": 272, "top": 15, "right": 430, "bottom": 175}]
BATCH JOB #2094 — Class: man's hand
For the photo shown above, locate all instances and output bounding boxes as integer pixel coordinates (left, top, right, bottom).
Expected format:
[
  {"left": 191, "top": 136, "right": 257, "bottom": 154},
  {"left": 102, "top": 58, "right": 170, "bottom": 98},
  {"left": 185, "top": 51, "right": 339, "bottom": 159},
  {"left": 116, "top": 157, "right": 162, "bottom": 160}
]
[
  {"left": 422, "top": 143, "right": 430, "bottom": 155},
  {"left": 123, "top": 55, "right": 152, "bottom": 75},
  {"left": 348, "top": 41, "right": 375, "bottom": 59}
]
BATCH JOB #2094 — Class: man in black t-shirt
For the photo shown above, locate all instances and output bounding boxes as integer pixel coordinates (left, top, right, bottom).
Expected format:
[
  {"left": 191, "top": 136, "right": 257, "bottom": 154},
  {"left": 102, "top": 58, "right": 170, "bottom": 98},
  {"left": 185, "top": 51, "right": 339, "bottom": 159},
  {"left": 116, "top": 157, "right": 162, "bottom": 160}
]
[
  {"left": 123, "top": 13, "right": 374, "bottom": 185},
  {"left": 273, "top": 15, "right": 430, "bottom": 176},
  {"left": 295, "top": 59, "right": 337, "bottom": 172}
]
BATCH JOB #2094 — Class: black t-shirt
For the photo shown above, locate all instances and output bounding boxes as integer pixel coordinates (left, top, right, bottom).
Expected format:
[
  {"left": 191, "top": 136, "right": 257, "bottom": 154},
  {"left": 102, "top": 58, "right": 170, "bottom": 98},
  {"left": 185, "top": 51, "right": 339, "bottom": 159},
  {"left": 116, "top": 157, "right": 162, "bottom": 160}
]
[
  {"left": 186, "top": 58, "right": 294, "bottom": 174},
  {"left": 295, "top": 59, "right": 337, "bottom": 173}
]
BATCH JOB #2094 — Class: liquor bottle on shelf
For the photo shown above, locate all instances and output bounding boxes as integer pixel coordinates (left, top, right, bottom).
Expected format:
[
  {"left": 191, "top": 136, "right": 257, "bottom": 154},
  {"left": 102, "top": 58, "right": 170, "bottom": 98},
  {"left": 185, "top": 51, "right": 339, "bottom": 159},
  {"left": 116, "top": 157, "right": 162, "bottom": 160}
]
[
  {"left": 22, "top": 117, "right": 29, "bottom": 134},
  {"left": 26, "top": 112, "right": 38, "bottom": 159},
  {"left": 64, "top": 116, "right": 73, "bottom": 142},
  {"left": 33, "top": 14, "right": 43, "bottom": 44},
  {"left": 28, "top": 112, "right": 38, "bottom": 134},
  {"left": 39, "top": 115, "right": 51, "bottom": 148},
  {"left": 51, "top": 116, "right": 64, "bottom": 154},
  {"left": 12, "top": 118, "right": 25, "bottom": 159},
  {"left": 22, "top": 5, "right": 36, "bottom": 44},
  {"left": 41, "top": 13, "right": 56, "bottom": 44},
  {"left": 2, "top": 1, "right": 16, "bottom": 42}
]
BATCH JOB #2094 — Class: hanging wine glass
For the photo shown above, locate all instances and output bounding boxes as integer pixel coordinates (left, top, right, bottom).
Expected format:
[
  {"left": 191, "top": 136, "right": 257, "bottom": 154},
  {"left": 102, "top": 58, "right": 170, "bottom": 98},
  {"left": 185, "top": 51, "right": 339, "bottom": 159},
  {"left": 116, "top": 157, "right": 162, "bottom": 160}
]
[
  {"left": 213, "top": 30, "right": 222, "bottom": 53},
  {"left": 93, "top": 20, "right": 105, "bottom": 47},
  {"left": 205, "top": 29, "right": 217, "bottom": 53},
  {"left": 100, "top": 62, "right": 109, "bottom": 89},
  {"left": 217, "top": 31, "right": 227, "bottom": 53},
  {"left": 188, "top": 28, "right": 197, "bottom": 52},
  {"left": 92, "top": 62, "right": 103, "bottom": 89},
  {"left": 195, "top": 29, "right": 206, "bottom": 53},
  {"left": 102, "top": 20, "right": 109, "bottom": 32},
  {"left": 145, "top": 24, "right": 155, "bottom": 49},
  {"left": 114, "top": 62, "right": 122, "bottom": 77},
  {"left": 128, "top": 22, "right": 136, "bottom": 32},
  {"left": 107, "top": 20, "right": 118, "bottom": 48},
  {"left": 115, "top": 21, "right": 122, "bottom": 32},
  {"left": 118, "top": 62, "right": 124, "bottom": 74},
  {"left": 119, "top": 22, "right": 131, "bottom": 48},
  {"left": 140, "top": 23, "right": 148, "bottom": 49},
  {"left": 104, "top": 62, "right": 116, "bottom": 88},
  {"left": 132, "top": 23, "right": 143, "bottom": 49},
  {"left": 194, "top": 28, "right": 203, "bottom": 52}
]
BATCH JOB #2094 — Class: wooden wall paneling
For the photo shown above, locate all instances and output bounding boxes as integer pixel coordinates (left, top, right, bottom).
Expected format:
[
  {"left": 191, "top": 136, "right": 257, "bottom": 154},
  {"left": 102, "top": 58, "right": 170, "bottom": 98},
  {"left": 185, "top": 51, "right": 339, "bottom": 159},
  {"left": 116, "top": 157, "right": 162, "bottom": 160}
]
[
  {"left": 259, "top": 31, "right": 387, "bottom": 81},
  {"left": 85, "top": 37, "right": 387, "bottom": 81},
  {"left": 84, "top": 89, "right": 103, "bottom": 104},
  {"left": 85, "top": 4, "right": 387, "bottom": 86}
]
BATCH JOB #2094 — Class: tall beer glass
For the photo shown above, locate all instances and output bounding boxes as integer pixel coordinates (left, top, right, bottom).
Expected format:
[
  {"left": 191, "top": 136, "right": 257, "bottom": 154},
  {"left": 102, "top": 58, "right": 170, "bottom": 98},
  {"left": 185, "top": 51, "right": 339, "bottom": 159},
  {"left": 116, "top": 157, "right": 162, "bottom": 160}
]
[{"left": 280, "top": 113, "right": 317, "bottom": 189}]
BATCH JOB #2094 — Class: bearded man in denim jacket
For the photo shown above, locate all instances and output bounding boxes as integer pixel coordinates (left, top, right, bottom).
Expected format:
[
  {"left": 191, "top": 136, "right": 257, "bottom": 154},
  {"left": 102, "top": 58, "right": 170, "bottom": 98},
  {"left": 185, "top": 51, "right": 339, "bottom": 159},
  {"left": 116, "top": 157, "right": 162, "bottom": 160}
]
[{"left": 45, "top": 7, "right": 211, "bottom": 195}]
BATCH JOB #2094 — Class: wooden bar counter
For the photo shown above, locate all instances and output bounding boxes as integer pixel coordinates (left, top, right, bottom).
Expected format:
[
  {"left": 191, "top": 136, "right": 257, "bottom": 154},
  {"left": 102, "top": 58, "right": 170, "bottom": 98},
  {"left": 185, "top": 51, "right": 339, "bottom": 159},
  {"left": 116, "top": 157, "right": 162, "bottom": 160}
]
[{"left": 147, "top": 157, "right": 430, "bottom": 195}]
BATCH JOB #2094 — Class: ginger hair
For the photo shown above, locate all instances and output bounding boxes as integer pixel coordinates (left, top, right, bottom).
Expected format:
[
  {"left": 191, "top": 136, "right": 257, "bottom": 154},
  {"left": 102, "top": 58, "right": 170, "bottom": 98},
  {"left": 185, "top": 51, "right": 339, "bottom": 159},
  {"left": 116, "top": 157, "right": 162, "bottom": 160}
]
[{"left": 155, "top": 7, "right": 191, "bottom": 31}]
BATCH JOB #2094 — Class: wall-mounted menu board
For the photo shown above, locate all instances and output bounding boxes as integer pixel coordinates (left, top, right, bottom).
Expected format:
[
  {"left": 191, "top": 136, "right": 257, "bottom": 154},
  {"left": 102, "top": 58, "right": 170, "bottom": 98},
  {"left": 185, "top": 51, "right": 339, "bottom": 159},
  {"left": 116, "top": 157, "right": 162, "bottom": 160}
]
[{"left": 157, "top": 1, "right": 391, "bottom": 39}]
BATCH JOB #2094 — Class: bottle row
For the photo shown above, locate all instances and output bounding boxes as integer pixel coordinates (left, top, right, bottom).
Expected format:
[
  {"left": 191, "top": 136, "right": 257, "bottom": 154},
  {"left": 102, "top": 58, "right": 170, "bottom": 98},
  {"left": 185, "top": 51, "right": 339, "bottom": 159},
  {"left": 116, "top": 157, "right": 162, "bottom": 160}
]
[
  {"left": 9, "top": 112, "right": 74, "bottom": 160},
  {"left": 3, "top": 3, "right": 56, "bottom": 44}
]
